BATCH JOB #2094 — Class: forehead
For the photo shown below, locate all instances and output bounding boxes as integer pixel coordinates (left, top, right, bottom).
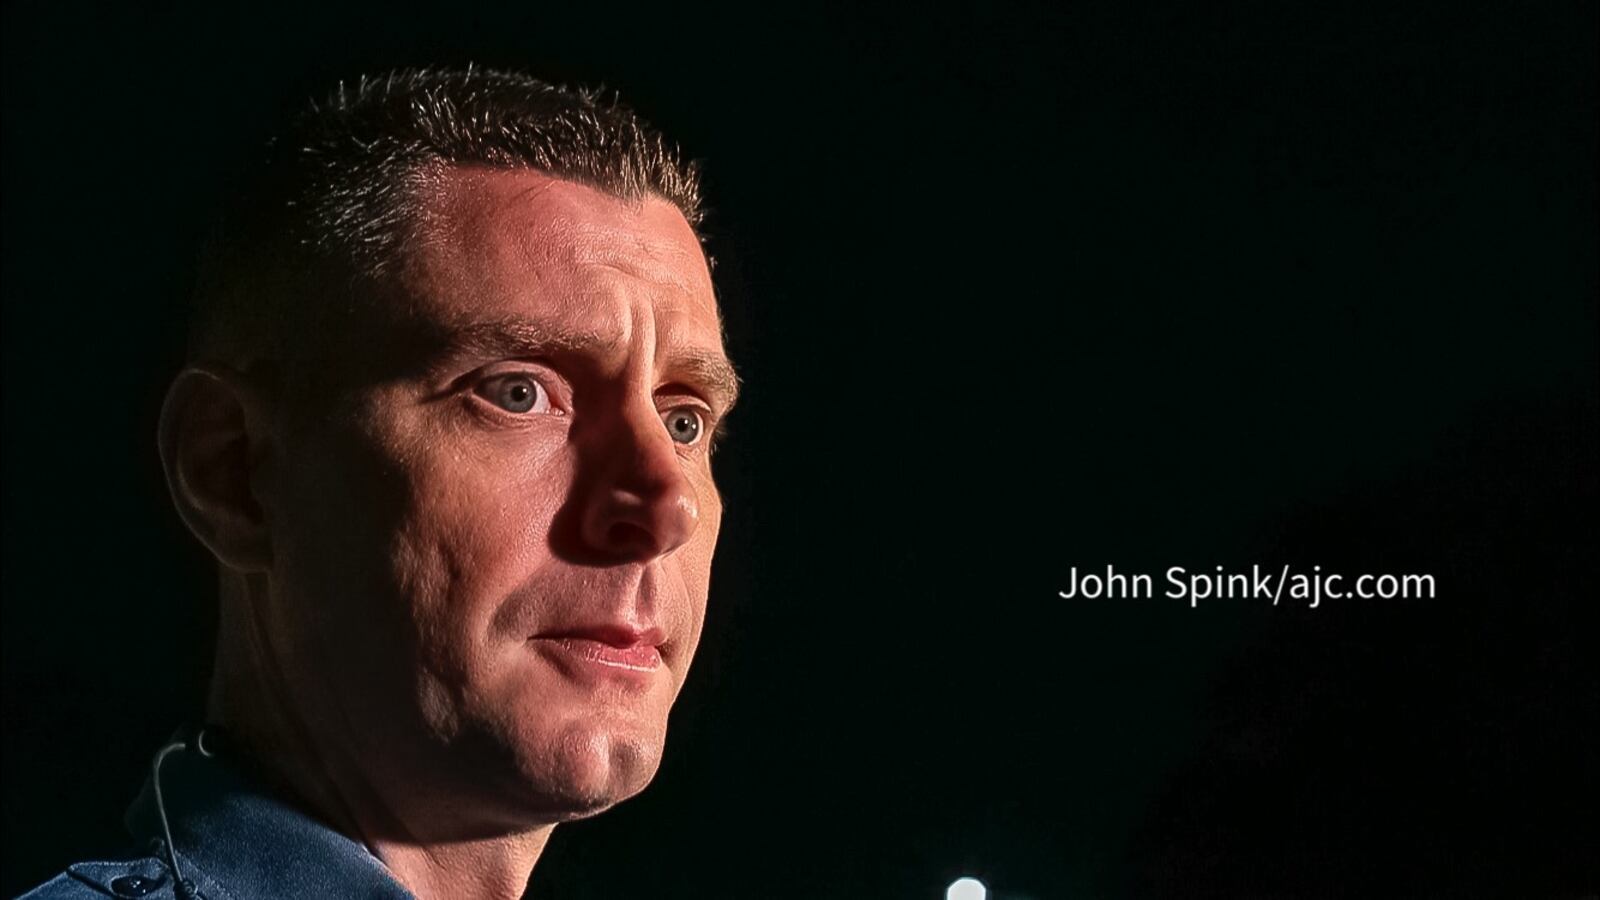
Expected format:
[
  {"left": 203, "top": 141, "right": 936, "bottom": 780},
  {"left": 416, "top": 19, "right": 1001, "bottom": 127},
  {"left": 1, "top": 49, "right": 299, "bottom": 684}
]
[{"left": 396, "top": 165, "right": 719, "bottom": 346}]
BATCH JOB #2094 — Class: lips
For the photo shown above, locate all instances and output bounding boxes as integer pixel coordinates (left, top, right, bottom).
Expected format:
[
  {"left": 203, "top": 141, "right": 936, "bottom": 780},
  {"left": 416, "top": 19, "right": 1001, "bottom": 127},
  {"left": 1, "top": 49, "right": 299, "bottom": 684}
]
[
  {"left": 548, "top": 637, "right": 661, "bottom": 670},
  {"left": 530, "top": 623, "right": 666, "bottom": 674}
]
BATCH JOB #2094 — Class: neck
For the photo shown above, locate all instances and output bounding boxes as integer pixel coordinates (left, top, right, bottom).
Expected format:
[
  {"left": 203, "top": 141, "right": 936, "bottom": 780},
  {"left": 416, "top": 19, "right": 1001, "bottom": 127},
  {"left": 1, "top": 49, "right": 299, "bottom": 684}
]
[
  {"left": 207, "top": 573, "right": 555, "bottom": 900},
  {"left": 369, "top": 831, "right": 553, "bottom": 900}
]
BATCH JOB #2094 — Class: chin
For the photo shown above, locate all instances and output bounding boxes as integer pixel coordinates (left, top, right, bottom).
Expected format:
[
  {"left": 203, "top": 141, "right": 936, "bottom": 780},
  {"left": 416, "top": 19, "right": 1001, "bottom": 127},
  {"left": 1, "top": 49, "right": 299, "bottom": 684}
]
[{"left": 504, "top": 717, "right": 666, "bottom": 821}]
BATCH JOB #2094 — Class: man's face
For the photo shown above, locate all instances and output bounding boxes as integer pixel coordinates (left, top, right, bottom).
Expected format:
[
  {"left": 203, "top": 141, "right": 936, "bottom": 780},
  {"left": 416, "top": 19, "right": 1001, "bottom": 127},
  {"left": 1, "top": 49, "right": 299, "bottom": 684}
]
[{"left": 263, "top": 167, "right": 733, "bottom": 827}]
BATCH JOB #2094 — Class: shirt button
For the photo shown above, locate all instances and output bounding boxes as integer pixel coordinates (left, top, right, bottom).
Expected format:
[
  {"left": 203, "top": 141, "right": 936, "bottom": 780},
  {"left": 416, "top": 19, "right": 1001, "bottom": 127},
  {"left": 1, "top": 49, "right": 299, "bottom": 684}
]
[{"left": 109, "top": 874, "right": 163, "bottom": 897}]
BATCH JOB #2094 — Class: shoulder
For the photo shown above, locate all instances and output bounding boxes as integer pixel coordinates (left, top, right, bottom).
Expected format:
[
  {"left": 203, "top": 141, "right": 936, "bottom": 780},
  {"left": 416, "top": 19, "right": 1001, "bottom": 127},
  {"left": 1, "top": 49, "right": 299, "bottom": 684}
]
[{"left": 15, "top": 857, "right": 180, "bottom": 900}]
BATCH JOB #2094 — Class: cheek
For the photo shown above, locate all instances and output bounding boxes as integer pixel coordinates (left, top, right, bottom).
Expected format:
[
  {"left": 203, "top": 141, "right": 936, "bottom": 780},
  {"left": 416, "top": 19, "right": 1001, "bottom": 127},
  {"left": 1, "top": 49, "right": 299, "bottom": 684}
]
[
  {"left": 671, "top": 487, "right": 723, "bottom": 657},
  {"left": 271, "top": 414, "right": 414, "bottom": 646},
  {"left": 689, "top": 479, "right": 724, "bottom": 582},
  {"left": 393, "top": 430, "right": 573, "bottom": 682}
]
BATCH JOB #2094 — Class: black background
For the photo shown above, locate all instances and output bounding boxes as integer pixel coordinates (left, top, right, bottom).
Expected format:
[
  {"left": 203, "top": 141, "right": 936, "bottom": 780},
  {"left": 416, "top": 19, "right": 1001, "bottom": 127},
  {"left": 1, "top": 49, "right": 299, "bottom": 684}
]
[{"left": 3, "top": 2, "right": 1595, "bottom": 897}]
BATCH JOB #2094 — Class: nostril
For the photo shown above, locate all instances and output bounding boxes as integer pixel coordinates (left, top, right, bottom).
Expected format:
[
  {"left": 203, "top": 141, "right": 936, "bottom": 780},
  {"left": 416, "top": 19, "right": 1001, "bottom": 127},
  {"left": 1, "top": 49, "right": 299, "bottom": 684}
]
[{"left": 606, "top": 521, "right": 657, "bottom": 554}]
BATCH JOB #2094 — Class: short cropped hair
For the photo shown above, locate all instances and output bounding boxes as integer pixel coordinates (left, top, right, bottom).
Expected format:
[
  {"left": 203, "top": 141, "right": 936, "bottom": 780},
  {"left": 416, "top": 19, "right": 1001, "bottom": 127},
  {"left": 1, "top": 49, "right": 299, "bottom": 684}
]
[{"left": 192, "top": 66, "right": 703, "bottom": 368}]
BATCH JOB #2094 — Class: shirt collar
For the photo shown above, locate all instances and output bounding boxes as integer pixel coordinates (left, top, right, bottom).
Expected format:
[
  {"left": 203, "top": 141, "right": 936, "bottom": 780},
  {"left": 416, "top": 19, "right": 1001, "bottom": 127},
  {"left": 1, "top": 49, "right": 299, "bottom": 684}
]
[{"left": 124, "top": 730, "right": 415, "bottom": 900}]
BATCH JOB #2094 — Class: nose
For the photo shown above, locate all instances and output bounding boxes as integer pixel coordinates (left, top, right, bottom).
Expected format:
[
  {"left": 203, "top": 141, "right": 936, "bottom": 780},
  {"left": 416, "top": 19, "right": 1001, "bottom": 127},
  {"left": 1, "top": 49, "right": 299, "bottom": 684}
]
[{"left": 578, "top": 403, "right": 701, "bottom": 562}]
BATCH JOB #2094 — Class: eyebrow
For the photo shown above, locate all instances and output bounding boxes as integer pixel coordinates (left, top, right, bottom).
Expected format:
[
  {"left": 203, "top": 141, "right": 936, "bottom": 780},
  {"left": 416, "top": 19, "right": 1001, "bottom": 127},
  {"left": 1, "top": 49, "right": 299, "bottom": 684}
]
[
  {"left": 430, "top": 319, "right": 740, "bottom": 414},
  {"left": 431, "top": 319, "right": 611, "bottom": 367},
  {"left": 665, "top": 348, "right": 742, "bottom": 416}
]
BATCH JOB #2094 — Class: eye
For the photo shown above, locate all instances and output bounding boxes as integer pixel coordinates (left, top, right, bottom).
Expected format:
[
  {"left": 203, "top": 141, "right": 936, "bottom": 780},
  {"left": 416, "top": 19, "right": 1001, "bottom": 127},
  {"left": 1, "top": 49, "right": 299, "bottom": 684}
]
[
  {"left": 662, "top": 407, "right": 704, "bottom": 445},
  {"left": 476, "top": 373, "right": 551, "bottom": 414}
]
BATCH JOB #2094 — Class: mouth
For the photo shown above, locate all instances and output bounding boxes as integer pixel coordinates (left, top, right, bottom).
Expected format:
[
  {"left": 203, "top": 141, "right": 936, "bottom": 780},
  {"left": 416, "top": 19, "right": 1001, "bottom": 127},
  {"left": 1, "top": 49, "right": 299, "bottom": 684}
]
[{"left": 529, "top": 624, "right": 666, "bottom": 675}]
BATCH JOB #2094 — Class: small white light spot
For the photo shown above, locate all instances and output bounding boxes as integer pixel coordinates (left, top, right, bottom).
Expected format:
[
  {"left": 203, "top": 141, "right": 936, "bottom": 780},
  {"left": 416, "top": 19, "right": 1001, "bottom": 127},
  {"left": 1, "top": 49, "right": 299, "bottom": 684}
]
[{"left": 946, "top": 876, "right": 988, "bottom": 900}]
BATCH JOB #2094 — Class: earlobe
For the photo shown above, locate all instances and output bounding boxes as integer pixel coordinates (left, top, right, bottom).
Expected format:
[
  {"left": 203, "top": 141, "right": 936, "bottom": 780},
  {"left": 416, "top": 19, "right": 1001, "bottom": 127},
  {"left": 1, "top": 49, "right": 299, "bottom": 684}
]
[{"left": 158, "top": 365, "right": 275, "bottom": 572}]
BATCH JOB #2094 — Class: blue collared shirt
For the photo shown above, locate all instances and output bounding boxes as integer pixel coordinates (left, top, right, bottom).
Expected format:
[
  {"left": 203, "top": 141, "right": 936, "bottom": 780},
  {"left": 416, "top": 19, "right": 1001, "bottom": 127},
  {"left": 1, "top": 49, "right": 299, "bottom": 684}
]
[{"left": 17, "top": 735, "right": 415, "bottom": 899}]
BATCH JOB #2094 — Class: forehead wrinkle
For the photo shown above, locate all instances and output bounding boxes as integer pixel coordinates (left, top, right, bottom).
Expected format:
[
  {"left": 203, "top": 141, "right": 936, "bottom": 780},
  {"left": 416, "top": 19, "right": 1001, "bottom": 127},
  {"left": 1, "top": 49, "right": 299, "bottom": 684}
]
[
  {"left": 502, "top": 213, "right": 705, "bottom": 299},
  {"left": 435, "top": 165, "right": 707, "bottom": 293},
  {"left": 418, "top": 169, "right": 720, "bottom": 390}
]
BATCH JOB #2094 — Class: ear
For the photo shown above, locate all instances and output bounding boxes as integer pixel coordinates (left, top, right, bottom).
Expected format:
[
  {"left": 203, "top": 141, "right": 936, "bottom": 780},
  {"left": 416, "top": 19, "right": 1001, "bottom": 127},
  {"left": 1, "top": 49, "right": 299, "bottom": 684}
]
[{"left": 157, "top": 365, "right": 276, "bottom": 571}]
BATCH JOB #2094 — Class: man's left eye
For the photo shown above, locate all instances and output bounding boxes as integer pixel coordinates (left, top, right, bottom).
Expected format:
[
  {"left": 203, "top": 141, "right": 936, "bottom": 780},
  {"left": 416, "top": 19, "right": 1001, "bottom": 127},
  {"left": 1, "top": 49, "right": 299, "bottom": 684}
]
[{"left": 662, "top": 407, "right": 704, "bottom": 445}]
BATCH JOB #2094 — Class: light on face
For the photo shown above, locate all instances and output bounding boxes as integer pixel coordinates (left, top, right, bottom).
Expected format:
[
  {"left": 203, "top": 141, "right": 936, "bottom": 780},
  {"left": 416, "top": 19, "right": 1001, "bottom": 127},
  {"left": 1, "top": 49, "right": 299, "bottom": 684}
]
[{"left": 946, "top": 876, "right": 988, "bottom": 900}]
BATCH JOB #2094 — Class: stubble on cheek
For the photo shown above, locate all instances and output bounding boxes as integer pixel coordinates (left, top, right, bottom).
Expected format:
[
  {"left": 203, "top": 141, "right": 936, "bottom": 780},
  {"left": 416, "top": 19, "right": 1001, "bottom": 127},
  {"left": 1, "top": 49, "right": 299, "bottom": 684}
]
[
  {"left": 371, "top": 414, "right": 472, "bottom": 733},
  {"left": 386, "top": 470, "right": 540, "bottom": 758},
  {"left": 392, "top": 517, "right": 477, "bottom": 746}
]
